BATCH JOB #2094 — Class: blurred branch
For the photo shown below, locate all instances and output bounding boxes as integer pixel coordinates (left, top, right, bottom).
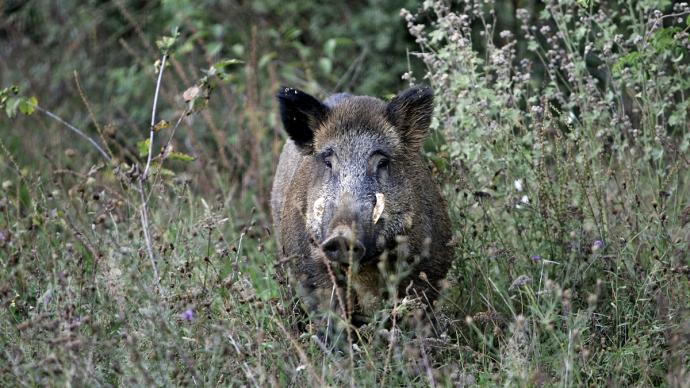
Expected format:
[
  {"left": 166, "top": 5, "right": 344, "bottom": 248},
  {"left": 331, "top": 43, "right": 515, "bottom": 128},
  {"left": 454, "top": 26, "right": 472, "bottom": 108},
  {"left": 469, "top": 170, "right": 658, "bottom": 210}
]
[
  {"left": 34, "top": 105, "right": 111, "bottom": 161},
  {"left": 143, "top": 54, "right": 167, "bottom": 180},
  {"left": 138, "top": 53, "right": 168, "bottom": 295}
]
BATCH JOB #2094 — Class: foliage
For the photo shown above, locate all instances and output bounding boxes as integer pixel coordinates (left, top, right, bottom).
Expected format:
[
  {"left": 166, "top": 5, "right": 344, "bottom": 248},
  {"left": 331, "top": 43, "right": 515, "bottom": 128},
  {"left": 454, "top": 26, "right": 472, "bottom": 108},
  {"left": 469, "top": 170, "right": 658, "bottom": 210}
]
[
  {"left": 407, "top": 0, "right": 690, "bottom": 384},
  {"left": 1, "top": 0, "right": 689, "bottom": 386},
  {"left": 0, "top": 86, "right": 36, "bottom": 118}
]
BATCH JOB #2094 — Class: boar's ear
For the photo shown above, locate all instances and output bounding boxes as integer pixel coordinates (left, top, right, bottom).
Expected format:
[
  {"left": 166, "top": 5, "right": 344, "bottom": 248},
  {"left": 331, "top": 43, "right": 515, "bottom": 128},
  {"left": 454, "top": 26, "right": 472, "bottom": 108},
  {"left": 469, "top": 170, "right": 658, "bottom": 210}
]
[
  {"left": 277, "top": 87, "right": 329, "bottom": 153},
  {"left": 386, "top": 86, "right": 434, "bottom": 149}
]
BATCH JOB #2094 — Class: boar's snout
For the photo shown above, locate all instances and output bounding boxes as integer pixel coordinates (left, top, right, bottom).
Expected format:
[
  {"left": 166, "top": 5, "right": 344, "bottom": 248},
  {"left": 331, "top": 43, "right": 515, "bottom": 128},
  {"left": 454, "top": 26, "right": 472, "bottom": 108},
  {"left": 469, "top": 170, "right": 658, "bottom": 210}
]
[{"left": 321, "top": 225, "right": 366, "bottom": 263}]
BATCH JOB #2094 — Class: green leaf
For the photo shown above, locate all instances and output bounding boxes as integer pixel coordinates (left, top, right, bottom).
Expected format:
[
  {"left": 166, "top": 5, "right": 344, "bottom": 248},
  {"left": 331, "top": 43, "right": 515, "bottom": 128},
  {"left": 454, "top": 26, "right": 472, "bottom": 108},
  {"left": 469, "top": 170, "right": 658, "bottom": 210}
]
[
  {"left": 324, "top": 38, "right": 337, "bottom": 58},
  {"left": 137, "top": 138, "right": 151, "bottom": 157},
  {"left": 167, "top": 151, "right": 195, "bottom": 162},
  {"left": 318, "top": 57, "right": 332, "bottom": 74},
  {"left": 18, "top": 96, "right": 37, "bottom": 115},
  {"left": 284, "top": 27, "right": 301, "bottom": 41},
  {"left": 613, "top": 51, "right": 641, "bottom": 73},
  {"left": 156, "top": 37, "right": 176, "bottom": 53},
  {"left": 258, "top": 52, "right": 276, "bottom": 69},
  {"left": 651, "top": 27, "right": 681, "bottom": 54},
  {"left": 231, "top": 44, "right": 244, "bottom": 57},
  {"left": 5, "top": 97, "right": 21, "bottom": 118},
  {"left": 206, "top": 42, "right": 222, "bottom": 57},
  {"left": 149, "top": 163, "right": 175, "bottom": 177},
  {"left": 213, "top": 58, "right": 243, "bottom": 71},
  {"left": 155, "top": 27, "right": 180, "bottom": 54},
  {"left": 160, "top": 168, "right": 175, "bottom": 177}
]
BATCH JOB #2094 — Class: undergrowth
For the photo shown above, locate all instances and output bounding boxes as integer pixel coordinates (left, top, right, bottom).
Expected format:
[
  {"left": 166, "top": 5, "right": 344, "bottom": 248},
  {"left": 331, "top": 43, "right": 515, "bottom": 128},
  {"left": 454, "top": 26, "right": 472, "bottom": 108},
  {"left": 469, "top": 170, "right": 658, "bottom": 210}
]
[{"left": 1, "top": 0, "right": 689, "bottom": 386}]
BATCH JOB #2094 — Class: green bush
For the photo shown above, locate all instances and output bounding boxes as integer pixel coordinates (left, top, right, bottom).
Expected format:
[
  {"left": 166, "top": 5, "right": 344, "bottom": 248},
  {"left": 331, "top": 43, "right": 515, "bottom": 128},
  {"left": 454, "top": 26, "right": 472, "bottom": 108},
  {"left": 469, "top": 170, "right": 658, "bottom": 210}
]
[{"left": 408, "top": 0, "right": 690, "bottom": 384}]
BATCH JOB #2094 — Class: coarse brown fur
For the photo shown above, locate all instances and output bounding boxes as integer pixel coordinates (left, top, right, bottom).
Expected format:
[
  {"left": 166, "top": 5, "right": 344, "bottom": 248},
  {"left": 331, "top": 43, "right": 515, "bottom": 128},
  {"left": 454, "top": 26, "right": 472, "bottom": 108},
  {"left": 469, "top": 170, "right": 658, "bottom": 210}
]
[{"left": 271, "top": 86, "right": 453, "bottom": 323}]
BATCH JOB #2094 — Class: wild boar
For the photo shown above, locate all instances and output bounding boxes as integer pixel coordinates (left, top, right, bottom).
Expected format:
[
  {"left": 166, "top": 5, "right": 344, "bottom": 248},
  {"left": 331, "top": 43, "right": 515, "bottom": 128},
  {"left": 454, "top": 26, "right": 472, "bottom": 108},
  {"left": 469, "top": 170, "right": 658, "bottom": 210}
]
[{"left": 271, "top": 86, "right": 453, "bottom": 323}]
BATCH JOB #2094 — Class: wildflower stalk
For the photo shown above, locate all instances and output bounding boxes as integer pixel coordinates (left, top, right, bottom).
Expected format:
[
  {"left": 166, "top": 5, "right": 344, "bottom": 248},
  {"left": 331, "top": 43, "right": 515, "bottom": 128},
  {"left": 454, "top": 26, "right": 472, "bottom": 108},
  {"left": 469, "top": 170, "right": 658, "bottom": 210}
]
[
  {"left": 138, "top": 53, "right": 168, "bottom": 294},
  {"left": 143, "top": 54, "right": 167, "bottom": 180},
  {"left": 138, "top": 180, "right": 161, "bottom": 294}
]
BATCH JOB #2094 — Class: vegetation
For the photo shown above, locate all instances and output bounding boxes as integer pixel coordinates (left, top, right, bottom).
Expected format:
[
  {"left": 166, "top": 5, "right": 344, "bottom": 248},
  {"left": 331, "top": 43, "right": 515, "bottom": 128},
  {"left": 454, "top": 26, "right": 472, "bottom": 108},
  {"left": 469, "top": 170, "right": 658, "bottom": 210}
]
[{"left": 1, "top": 0, "right": 689, "bottom": 385}]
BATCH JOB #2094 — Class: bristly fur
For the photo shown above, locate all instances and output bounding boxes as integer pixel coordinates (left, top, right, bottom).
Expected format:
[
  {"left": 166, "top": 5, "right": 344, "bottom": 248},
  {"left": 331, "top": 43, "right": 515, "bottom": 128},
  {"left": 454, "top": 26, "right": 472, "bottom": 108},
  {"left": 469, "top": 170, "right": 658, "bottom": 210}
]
[
  {"left": 316, "top": 96, "right": 402, "bottom": 153},
  {"left": 271, "top": 85, "right": 452, "bottom": 323}
]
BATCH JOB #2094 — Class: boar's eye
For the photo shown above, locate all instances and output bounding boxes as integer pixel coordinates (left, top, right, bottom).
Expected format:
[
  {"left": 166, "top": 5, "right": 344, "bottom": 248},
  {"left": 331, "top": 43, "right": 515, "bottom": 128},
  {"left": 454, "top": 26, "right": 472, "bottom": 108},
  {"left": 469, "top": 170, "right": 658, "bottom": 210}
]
[
  {"left": 372, "top": 151, "right": 390, "bottom": 176},
  {"left": 320, "top": 149, "right": 334, "bottom": 169}
]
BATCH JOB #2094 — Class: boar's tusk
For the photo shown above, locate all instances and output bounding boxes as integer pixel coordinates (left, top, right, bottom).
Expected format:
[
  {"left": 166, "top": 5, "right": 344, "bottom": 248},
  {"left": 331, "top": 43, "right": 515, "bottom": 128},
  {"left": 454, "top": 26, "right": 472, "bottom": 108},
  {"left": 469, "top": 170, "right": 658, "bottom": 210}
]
[{"left": 373, "top": 193, "right": 385, "bottom": 224}]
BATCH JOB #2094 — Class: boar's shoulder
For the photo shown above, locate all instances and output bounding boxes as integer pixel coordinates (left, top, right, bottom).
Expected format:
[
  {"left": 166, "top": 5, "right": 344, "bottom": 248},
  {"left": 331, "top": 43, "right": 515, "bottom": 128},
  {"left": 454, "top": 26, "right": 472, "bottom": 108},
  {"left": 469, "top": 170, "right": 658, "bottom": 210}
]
[{"left": 270, "top": 140, "right": 304, "bottom": 247}]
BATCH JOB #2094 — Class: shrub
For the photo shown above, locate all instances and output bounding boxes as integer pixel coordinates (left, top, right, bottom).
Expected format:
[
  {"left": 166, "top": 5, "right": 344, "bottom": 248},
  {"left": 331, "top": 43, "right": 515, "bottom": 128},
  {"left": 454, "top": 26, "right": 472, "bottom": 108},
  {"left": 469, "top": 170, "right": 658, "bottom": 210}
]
[{"left": 405, "top": 0, "right": 690, "bottom": 384}]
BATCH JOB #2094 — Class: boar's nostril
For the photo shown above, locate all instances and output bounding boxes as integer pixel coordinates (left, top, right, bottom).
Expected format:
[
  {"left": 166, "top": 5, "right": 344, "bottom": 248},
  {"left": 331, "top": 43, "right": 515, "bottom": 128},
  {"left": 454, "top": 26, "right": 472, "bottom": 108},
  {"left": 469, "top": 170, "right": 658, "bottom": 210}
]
[
  {"left": 321, "top": 231, "right": 366, "bottom": 263},
  {"left": 322, "top": 237, "right": 342, "bottom": 255}
]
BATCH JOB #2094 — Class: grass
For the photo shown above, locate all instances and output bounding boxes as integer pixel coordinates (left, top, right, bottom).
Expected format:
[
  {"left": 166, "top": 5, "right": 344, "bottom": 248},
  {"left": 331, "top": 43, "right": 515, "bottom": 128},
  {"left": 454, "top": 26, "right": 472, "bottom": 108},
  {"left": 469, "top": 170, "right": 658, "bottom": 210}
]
[{"left": 1, "top": 0, "right": 690, "bottom": 386}]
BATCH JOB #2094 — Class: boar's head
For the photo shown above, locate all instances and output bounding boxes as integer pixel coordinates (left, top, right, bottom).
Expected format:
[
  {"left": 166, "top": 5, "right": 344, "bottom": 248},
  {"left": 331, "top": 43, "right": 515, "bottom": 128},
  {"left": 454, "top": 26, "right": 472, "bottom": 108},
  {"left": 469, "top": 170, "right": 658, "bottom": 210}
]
[{"left": 277, "top": 86, "right": 434, "bottom": 267}]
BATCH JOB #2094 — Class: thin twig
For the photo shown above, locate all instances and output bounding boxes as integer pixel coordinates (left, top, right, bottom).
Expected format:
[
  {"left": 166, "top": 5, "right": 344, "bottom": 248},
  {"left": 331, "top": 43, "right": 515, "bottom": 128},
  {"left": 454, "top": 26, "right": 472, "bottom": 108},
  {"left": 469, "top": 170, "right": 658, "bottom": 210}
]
[
  {"left": 143, "top": 54, "right": 167, "bottom": 180},
  {"left": 74, "top": 70, "right": 113, "bottom": 159},
  {"left": 138, "top": 53, "right": 168, "bottom": 294},
  {"left": 34, "top": 105, "right": 110, "bottom": 161},
  {"left": 138, "top": 180, "right": 162, "bottom": 294}
]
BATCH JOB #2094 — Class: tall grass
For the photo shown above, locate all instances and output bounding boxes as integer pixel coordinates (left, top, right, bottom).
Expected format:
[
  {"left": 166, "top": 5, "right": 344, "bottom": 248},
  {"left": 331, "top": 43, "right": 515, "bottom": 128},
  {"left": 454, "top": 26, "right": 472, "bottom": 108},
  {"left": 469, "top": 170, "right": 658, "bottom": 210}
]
[{"left": 1, "top": 0, "right": 689, "bottom": 385}]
